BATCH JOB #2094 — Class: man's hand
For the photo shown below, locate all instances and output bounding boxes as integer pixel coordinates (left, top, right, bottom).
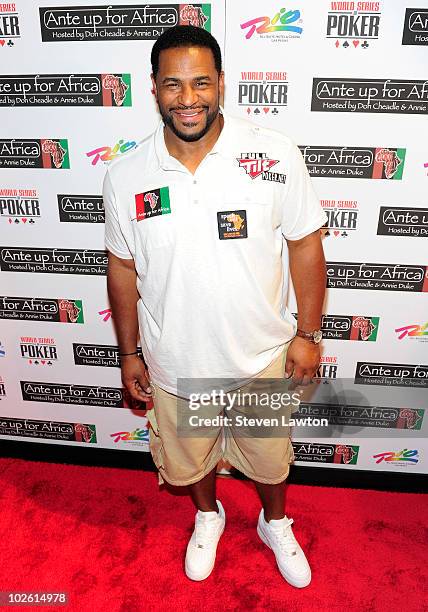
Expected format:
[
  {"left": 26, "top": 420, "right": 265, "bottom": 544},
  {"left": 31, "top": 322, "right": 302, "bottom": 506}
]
[
  {"left": 286, "top": 229, "right": 326, "bottom": 388},
  {"left": 121, "top": 355, "right": 153, "bottom": 402},
  {"left": 285, "top": 336, "right": 320, "bottom": 387}
]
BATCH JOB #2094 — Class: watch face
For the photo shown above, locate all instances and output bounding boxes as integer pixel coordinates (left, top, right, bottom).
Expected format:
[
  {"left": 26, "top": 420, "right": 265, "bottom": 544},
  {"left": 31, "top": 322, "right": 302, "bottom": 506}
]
[{"left": 313, "top": 330, "right": 323, "bottom": 344}]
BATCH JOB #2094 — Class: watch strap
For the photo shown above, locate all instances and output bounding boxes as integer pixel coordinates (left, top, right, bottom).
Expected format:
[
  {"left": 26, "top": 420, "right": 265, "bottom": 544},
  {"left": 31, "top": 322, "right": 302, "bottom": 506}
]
[{"left": 296, "top": 328, "right": 321, "bottom": 343}]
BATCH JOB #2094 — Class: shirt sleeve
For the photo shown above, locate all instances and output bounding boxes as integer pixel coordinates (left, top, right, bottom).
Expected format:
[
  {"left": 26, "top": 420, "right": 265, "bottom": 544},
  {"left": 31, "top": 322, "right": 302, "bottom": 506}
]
[
  {"left": 103, "top": 167, "right": 134, "bottom": 259},
  {"left": 281, "top": 141, "right": 328, "bottom": 241}
]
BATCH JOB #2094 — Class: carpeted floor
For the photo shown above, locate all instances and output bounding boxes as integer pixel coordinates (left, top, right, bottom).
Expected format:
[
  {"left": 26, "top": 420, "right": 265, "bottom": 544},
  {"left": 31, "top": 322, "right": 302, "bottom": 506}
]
[{"left": 0, "top": 457, "right": 426, "bottom": 612}]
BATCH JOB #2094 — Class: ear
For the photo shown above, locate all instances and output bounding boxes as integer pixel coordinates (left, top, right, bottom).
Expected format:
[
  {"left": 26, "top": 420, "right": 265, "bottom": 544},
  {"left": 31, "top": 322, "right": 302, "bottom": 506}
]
[
  {"left": 218, "top": 71, "right": 225, "bottom": 106},
  {"left": 150, "top": 73, "right": 157, "bottom": 98},
  {"left": 218, "top": 71, "right": 225, "bottom": 92}
]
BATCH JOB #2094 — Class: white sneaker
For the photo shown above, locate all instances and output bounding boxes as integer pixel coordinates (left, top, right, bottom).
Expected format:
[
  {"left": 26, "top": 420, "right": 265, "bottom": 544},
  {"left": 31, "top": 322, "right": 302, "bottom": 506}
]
[
  {"left": 257, "top": 509, "right": 311, "bottom": 588},
  {"left": 185, "top": 500, "right": 226, "bottom": 581}
]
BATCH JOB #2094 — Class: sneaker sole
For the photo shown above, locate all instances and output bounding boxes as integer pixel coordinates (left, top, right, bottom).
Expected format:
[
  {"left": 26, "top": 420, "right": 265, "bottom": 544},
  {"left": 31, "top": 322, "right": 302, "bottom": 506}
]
[
  {"left": 185, "top": 522, "right": 225, "bottom": 582},
  {"left": 257, "top": 523, "right": 311, "bottom": 588}
]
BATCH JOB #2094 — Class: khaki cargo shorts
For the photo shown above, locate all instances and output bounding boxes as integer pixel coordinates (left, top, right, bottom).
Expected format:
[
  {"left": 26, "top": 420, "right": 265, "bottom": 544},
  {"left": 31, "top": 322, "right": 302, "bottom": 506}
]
[{"left": 146, "top": 341, "right": 296, "bottom": 486}]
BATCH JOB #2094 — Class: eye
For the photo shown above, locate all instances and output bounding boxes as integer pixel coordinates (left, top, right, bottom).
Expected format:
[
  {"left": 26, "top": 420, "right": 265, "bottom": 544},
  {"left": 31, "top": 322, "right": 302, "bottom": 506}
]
[{"left": 196, "top": 81, "right": 209, "bottom": 87}]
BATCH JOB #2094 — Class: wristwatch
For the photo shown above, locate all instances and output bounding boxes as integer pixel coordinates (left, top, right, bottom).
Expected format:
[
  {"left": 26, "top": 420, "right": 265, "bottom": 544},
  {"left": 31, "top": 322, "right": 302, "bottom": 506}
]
[{"left": 296, "top": 328, "right": 323, "bottom": 344}]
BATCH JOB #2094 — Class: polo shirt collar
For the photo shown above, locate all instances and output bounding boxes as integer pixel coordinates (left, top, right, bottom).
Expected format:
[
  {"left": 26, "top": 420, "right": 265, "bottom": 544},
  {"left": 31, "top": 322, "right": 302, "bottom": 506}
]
[{"left": 154, "top": 105, "right": 232, "bottom": 170}]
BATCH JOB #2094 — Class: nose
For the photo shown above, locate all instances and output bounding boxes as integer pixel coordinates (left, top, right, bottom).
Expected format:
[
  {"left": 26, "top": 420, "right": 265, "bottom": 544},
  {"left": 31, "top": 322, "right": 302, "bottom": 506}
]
[{"left": 178, "top": 82, "right": 199, "bottom": 108}]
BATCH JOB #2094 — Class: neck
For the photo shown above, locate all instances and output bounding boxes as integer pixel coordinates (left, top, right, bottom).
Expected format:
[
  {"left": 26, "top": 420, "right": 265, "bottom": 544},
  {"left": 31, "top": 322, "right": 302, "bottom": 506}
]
[{"left": 164, "top": 112, "right": 224, "bottom": 169}]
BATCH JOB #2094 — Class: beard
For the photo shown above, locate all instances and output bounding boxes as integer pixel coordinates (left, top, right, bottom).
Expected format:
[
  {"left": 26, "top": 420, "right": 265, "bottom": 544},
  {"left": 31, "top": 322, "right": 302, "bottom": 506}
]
[{"left": 158, "top": 99, "right": 220, "bottom": 142}]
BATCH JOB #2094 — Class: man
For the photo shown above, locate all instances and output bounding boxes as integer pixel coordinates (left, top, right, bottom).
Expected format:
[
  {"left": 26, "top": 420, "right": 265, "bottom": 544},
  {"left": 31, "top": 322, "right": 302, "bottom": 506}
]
[{"left": 104, "top": 25, "right": 327, "bottom": 587}]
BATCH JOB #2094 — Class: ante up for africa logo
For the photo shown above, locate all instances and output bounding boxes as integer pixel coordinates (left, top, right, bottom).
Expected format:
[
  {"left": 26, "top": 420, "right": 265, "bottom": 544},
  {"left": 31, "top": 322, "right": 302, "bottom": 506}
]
[
  {"left": 180, "top": 4, "right": 211, "bottom": 30},
  {"left": 102, "top": 74, "right": 132, "bottom": 106},
  {"left": 41, "top": 139, "right": 70, "bottom": 169}
]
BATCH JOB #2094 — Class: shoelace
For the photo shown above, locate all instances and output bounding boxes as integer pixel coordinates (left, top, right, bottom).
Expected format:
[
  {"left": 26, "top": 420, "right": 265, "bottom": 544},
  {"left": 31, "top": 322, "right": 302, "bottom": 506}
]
[
  {"left": 270, "top": 518, "right": 298, "bottom": 556},
  {"left": 195, "top": 516, "right": 220, "bottom": 549}
]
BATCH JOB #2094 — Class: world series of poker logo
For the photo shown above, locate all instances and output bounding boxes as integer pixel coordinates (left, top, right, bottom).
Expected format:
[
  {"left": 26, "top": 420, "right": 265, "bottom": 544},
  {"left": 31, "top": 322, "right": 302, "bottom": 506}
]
[
  {"left": 326, "top": 1, "right": 381, "bottom": 49},
  {"left": 20, "top": 336, "right": 58, "bottom": 366},
  {"left": 321, "top": 199, "right": 359, "bottom": 237},
  {"left": 0, "top": 187, "right": 40, "bottom": 225},
  {"left": 299, "top": 146, "right": 406, "bottom": 179},
  {"left": 39, "top": 4, "right": 211, "bottom": 42},
  {"left": 238, "top": 71, "right": 288, "bottom": 116},
  {"left": 0, "top": 74, "right": 132, "bottom": 107},
  {"left": 311, "top": 78, "right": 428, "bottom": 115},
  {"left": 315, "top": 355, "right": 339, "bottom": 380},
  {"left": 0, "top": 2, "right": 21, "bottom": 49}
]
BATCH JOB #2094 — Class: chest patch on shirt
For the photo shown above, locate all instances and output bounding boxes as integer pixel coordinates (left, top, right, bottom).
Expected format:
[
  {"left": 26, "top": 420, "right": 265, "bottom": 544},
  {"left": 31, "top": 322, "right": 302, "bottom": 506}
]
[
  {"left": 237, "top": 153, "right": 287, "bottom": 184},
  {"left": 135, "top": 187, "right": 171, "bottom": 221},
  {"left": 217, "top": 210, "right": 247, "bottom": 240}
]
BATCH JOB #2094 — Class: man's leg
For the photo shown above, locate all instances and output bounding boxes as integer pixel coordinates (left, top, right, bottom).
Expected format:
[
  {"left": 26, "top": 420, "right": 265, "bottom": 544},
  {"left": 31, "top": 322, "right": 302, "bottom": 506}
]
[
  {"left": 222, "top": 345, "right": 312, "bottom": 588},
  {"left": 186, "top": 468, "right": 224, "bottom": 581},
  {"left": 188, "top": 466, "right": 219, "bottom": 512},
  {"left": 146, "top": 384, "right": 224, "bottom": 487},
  {"left": 253, "top": 479, "right": 286, "bottom": 521},
  {"left": 146, "top": 383, "right": 225, "bottom": 581}
]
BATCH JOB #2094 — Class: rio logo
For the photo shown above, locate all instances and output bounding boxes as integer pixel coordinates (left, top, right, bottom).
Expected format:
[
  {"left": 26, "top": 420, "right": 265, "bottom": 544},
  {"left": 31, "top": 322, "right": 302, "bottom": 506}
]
[
  {"left": 373, "top": 449, "right": 419, "bottom": 464},
  {"left": 98, "top": 308, "right": 112, "bottom": 322},
  {"left": 241, "top": 8, "right": 302, "bottom": 39},
  {"left": 86, "top": 139, "right": 137, "bottom": 166},
  {"left": 395, "top": 323, "right": 428, "bottom": 340}
]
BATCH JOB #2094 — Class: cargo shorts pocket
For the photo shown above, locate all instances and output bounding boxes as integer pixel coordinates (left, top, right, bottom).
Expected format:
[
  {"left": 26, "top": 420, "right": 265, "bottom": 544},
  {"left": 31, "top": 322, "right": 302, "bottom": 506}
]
[
  {"left": 146, "top": 403, "right": 164, "bottom": 470},
  {"left": 287, "top": 437, "right": 295, "bottom": 465}
]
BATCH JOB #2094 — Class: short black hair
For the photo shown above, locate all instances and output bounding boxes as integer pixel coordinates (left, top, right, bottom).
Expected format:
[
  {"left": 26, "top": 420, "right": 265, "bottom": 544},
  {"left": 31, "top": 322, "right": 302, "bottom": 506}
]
[{"left": 151, "top": 25, "right": 222, "bottom": 78}]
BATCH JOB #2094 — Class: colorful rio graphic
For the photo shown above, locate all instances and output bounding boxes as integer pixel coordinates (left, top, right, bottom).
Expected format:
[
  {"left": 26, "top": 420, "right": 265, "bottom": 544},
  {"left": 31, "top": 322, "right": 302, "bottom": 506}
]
[
  {"left": 395, "top": 323, "right": 428, "bottom": 340},
  {"left": 373, "top": 449, "right": 419, "bottom": 464},
  {"left": 86, "top": 139, "right": 138, "bottom": 166},
  {"left": 241, "top": 8, "right": 303, "bottom": 40}
]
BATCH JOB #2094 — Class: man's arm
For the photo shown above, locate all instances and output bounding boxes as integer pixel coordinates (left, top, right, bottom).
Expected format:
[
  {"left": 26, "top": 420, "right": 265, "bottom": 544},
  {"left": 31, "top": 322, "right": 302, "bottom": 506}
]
[
  {"left": 107, "top": 252, "right": 139, "bottom": 352},
  {"left": 107, "top": 251, "right": 152, "bottom": 402},
  {"left": 285, "top": 229, "right": 326, "bottom": 385}
]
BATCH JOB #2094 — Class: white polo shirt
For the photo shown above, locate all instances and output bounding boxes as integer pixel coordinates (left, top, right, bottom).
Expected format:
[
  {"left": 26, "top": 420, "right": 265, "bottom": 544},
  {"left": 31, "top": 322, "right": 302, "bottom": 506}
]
[{"left": 103, "top": 109, "right": 327, "bottom": 396}]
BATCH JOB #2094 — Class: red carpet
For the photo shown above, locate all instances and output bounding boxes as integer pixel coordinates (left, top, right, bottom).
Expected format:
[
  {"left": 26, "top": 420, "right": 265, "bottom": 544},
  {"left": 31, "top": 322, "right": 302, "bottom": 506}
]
[{"left": 0, "top": 457, "right": 426, "bottom": 612}]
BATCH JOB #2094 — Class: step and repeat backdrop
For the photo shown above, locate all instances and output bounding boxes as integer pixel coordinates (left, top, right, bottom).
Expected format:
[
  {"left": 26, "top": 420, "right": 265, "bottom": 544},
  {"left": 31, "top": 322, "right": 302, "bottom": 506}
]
[{"left": 0, "top": 0, "right": 427, "bottom": 475}]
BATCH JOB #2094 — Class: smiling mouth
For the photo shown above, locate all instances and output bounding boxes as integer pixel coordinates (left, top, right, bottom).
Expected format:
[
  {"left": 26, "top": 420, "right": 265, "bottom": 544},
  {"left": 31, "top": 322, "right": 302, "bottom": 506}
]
[{"left": 172, "top": 108, "right": 206, "bottom": 121}]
